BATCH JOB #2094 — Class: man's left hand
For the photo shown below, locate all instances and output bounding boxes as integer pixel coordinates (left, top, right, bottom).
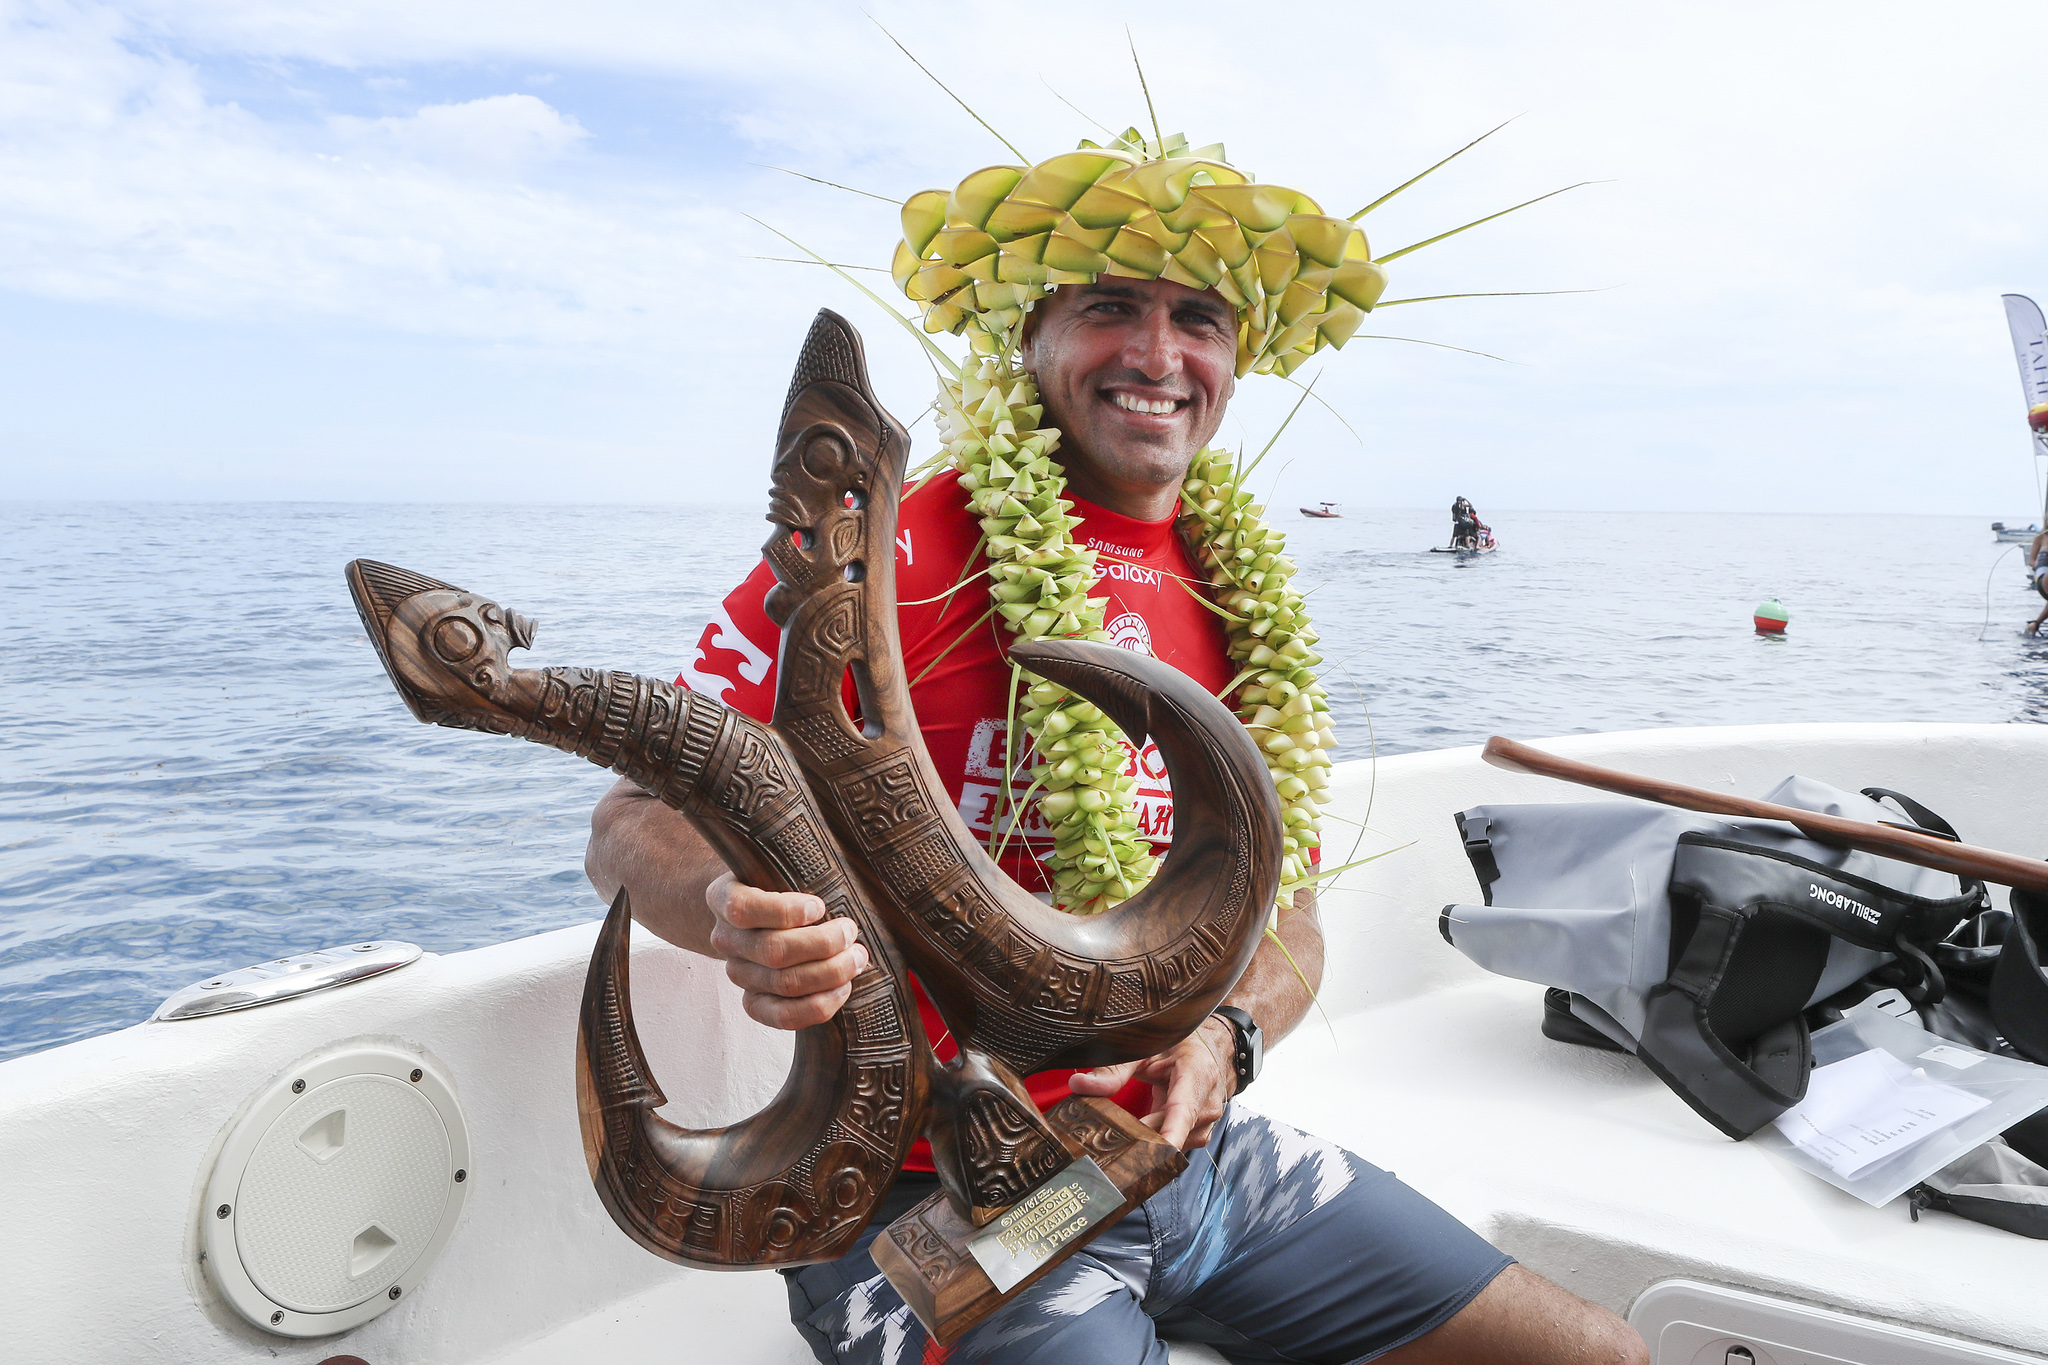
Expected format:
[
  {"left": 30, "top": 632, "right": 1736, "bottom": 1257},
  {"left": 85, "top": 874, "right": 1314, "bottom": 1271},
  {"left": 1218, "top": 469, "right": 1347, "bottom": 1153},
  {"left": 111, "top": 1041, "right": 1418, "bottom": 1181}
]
[{"left": 1068, "top": 1015, "right": 1237, "bottom": 1150}]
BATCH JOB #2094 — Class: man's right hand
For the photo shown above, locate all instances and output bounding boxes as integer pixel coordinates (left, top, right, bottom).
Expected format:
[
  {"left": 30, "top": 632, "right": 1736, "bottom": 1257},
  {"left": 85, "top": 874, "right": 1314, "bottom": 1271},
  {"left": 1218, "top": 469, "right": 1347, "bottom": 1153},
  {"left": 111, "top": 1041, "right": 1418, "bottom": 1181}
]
[{"left": 706, "top": 873, "right": 870, "bottom": 1030}]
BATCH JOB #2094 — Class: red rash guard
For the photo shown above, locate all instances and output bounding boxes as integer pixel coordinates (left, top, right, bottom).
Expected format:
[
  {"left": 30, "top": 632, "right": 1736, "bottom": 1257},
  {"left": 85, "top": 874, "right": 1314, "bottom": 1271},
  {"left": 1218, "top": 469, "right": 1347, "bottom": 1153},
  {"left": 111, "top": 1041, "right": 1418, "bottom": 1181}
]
[{"left": 680, "top": 474, "right": 1234, "bottom": 1169}]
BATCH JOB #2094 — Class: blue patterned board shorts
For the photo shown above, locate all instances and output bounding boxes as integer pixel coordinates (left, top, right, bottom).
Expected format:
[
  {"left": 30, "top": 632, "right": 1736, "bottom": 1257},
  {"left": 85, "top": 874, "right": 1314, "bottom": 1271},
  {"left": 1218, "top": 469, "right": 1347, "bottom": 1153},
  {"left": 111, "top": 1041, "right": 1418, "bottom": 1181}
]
[{"left": 781, "top": 1105, "right": 1513, "bottom": 1364}]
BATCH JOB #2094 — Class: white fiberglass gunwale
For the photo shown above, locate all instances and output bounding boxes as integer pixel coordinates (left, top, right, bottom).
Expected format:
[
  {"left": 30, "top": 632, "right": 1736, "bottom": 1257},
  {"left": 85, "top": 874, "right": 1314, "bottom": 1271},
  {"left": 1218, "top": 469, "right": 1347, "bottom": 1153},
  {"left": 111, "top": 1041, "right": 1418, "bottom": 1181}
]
[{"left": 3, "top": 722, "right": 2044, "bottom": 1364}]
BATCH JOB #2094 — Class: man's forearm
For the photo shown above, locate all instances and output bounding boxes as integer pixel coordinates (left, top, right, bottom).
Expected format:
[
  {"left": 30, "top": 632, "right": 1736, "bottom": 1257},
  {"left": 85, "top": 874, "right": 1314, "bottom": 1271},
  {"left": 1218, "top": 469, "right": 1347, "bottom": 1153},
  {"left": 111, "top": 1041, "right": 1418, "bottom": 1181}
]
[
  {"left": 1075, "top": 886, "right": 1324, "bottom": 1147},
  {"left": 1219, "top": 887, "right": 1325, "bottom": 1047},
  {"left": 585, "top": 777, "right": 727, "bottom": 956}
]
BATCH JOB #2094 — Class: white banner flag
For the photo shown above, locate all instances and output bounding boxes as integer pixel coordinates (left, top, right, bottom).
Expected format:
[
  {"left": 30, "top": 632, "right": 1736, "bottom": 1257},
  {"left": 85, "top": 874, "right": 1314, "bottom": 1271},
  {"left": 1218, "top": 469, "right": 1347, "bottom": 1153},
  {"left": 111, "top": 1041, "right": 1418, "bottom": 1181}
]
[{"left": 2002, "top": 293, "right": 2048, "bottom": 454}]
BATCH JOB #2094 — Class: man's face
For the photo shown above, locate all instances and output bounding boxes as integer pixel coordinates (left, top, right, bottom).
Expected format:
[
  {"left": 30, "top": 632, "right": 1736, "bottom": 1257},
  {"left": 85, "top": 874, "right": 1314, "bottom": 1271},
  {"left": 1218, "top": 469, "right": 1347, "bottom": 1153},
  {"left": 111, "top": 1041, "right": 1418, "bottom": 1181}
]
[{"left": 1020, "top": 279, "right": 1238, "bottom": 508}]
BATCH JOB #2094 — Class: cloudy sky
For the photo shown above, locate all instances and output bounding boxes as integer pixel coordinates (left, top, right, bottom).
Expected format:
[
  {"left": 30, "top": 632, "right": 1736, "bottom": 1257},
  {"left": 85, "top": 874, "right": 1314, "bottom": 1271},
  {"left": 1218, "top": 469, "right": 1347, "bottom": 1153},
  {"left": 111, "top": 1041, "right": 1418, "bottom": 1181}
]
[{"left": 4, "top": 0, "right": 2046, "bottom": 514}]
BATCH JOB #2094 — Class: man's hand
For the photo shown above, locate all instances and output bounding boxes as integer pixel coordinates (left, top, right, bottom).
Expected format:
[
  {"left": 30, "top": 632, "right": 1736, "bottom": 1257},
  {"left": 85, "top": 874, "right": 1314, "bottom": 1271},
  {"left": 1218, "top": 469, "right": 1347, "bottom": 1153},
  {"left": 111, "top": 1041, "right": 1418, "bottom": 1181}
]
[
  {"left": 706, "top": 873, "right": 869, "bottom": 1029},
  {"left": 1068, "top": 1015, "right": 1236, "bottom": 1150}
]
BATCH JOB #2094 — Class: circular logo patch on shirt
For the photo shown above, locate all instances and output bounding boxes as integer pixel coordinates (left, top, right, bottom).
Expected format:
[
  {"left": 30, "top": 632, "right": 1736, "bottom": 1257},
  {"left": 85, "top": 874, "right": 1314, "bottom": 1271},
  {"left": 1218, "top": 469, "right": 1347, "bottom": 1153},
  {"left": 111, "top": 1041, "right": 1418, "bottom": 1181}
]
[{"left": 1105, "top": 612, "right": 1153, "bottom": 655}]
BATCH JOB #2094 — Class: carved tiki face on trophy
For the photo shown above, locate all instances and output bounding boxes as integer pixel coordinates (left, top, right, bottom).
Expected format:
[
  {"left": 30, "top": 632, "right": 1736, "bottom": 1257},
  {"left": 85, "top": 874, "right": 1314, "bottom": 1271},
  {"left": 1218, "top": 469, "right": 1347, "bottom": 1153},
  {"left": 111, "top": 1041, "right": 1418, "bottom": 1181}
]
[{"left": 345, "top": 311, "right": 1283, "bottom": 1343}]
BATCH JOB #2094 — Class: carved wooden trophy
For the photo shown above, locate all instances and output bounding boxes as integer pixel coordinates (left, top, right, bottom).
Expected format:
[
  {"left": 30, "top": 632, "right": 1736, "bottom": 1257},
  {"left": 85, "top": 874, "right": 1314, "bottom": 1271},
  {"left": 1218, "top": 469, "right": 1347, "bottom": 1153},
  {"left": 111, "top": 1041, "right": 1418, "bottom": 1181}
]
[{"left": 345, "top": 310, "right": 1282, "bottom": 1343}]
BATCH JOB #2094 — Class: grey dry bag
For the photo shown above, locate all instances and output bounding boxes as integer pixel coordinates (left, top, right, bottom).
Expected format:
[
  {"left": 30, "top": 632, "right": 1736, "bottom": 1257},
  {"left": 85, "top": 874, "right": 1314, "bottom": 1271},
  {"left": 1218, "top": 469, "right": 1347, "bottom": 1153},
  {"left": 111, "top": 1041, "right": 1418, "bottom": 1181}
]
[{"left": 1440, "top": 777, "right": 1988, "bottom": 1140}]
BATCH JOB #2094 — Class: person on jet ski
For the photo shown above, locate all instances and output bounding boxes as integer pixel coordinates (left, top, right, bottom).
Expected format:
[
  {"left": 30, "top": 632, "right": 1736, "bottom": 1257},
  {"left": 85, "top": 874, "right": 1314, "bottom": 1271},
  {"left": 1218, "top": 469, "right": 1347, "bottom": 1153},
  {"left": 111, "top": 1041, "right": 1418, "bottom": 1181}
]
[
  {"left": 1451, "top": 496, "right": 1490, "bottom": 549},
  {"left": 2026, "top": 528, "right": 2048, "bottom": 636}
]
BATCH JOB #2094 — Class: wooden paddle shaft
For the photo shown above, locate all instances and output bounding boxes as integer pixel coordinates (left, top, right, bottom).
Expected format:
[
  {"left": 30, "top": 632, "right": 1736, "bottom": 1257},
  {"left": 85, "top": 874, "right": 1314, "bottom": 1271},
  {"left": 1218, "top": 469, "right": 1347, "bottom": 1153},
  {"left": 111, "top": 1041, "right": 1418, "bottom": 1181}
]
[{"left": 1480, "top": 735, "right": 2048, "bottom": 894}]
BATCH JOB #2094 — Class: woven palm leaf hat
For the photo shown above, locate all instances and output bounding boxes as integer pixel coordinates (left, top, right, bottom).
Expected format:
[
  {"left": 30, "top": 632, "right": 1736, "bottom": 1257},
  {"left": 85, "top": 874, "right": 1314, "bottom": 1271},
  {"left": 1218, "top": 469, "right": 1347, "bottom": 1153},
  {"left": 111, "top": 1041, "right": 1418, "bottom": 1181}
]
[{"left": 893, "top": 128, "right": 1390, "bottom": 378}]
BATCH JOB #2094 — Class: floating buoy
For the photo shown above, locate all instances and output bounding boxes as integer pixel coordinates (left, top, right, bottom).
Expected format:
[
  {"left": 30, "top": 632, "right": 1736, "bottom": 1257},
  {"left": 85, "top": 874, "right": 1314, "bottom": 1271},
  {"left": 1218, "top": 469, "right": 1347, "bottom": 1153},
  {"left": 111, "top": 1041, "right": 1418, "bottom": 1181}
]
[{"left": 1753, "top": 598, "right": 1789, "bottom": 634}]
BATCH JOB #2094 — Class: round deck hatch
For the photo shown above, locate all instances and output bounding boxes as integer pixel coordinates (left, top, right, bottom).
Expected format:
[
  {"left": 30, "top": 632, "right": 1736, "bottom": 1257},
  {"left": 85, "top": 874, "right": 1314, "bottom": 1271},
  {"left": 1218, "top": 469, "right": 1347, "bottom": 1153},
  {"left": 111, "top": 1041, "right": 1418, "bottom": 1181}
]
[{"left": 201, "top": 1043, "right": 471, "bottom": 1337}]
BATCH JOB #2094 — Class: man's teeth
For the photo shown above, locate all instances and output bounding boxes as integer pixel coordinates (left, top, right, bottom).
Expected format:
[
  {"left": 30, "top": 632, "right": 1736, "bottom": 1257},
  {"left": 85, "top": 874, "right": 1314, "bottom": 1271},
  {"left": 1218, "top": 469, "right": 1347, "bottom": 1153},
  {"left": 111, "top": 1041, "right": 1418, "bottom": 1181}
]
[{"left": 1111, "top": 393, "right": 1180, "bottom": 415}]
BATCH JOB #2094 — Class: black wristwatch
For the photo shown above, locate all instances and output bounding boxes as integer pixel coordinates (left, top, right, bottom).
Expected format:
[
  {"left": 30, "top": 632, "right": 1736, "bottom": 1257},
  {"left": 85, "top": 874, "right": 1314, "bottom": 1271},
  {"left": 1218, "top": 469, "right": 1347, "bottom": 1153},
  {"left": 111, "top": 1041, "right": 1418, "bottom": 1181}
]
[{"left": 1209, "top": 1006, "right": 1264, "bottom": 1095}]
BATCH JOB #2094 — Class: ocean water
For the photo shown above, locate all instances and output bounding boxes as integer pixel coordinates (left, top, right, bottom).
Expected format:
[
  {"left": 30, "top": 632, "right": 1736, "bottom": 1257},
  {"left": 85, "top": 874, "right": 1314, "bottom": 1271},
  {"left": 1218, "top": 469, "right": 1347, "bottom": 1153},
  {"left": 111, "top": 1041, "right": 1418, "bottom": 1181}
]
[{"left": 4, "top": 500, "right": 2044, "bottom": 1062}]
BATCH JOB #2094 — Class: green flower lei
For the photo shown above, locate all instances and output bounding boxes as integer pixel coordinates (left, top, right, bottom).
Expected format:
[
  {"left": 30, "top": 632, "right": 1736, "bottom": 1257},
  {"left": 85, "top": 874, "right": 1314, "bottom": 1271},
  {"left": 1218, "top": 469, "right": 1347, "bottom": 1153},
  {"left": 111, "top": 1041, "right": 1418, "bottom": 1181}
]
[{"left": 940, "top": 354, "right": 1332, "bottom": 918}]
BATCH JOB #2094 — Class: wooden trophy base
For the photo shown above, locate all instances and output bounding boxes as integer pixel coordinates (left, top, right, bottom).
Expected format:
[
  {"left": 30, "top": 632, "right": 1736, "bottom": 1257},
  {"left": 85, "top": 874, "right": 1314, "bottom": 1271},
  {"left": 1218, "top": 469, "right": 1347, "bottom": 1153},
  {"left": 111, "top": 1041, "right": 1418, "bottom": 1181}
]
[{"left": 871, "top": 1095, "right": 1188, "bottom": 1345}]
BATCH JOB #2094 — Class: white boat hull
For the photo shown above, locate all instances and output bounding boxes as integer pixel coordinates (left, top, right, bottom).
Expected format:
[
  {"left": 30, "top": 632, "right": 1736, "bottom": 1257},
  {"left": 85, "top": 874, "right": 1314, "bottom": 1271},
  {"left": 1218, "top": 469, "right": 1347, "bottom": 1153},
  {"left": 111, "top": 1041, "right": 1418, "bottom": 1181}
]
[{"left": 6, "top": 722, "right": 2046, "bottom": 1363}]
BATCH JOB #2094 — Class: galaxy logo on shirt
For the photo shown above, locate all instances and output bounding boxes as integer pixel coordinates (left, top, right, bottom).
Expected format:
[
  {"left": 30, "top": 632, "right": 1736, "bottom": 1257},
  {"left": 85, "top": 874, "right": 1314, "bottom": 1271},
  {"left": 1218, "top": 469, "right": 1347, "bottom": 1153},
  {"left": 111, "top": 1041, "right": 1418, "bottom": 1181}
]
[{"left": 1096, "top": 560, "right": 1162, "bottom": 587}]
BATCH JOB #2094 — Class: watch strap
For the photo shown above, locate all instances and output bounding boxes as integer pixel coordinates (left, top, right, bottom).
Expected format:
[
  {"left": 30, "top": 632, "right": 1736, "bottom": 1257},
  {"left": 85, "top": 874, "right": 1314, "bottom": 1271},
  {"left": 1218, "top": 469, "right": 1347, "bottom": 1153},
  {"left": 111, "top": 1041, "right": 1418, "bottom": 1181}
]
[{"left": 1209, "top": 1005, "right": 1263, "bottom": 1095}]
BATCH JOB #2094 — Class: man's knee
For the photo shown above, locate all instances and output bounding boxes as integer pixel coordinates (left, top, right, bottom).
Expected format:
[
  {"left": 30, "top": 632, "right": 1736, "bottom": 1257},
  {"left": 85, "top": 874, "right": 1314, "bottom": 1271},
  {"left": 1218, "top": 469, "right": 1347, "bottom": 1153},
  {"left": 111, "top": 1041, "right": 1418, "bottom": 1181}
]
[{"left": 1384, "top": 1264, "right": 1647, "bottom": 1365}]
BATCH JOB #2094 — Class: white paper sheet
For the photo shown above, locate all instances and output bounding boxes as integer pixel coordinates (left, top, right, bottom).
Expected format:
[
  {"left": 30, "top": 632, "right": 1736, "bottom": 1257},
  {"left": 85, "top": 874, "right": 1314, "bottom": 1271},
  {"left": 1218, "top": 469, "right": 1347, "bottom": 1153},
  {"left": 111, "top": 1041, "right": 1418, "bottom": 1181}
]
[{"left": 1772, "top": 1048, "right": 1990, "bottom": 1179}]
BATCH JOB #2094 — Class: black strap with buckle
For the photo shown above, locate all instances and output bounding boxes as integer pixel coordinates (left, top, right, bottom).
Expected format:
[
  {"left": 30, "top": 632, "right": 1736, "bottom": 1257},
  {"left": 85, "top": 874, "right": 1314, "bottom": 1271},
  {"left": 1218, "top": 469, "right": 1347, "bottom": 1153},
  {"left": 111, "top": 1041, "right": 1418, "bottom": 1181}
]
[{"left": 1209, "top": 1005, "right": 1263, "bottom": 1096}]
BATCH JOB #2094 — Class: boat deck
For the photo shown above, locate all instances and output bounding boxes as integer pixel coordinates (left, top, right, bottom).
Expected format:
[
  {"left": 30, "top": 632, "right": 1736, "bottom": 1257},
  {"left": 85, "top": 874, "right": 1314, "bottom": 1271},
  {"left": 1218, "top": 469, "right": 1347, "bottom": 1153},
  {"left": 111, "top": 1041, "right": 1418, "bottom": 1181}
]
[
  {"left": 1261, "top": 978, "right": 2045, "bottom": 1355},
  {"left": 6, "top": 723, "right": 2045, "bottom": 1363}
]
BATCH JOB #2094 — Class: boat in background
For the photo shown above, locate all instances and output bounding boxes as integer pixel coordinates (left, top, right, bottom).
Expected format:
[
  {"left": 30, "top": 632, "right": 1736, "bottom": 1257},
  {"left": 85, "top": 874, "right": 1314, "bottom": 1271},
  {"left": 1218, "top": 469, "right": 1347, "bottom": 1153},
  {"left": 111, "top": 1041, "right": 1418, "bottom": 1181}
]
[
  {"left": 1993, "top": 521, "right": 2040, "bottom": 543},
  {"left": 1300, "top": 502, "right": 1341, "bottom": 518}
]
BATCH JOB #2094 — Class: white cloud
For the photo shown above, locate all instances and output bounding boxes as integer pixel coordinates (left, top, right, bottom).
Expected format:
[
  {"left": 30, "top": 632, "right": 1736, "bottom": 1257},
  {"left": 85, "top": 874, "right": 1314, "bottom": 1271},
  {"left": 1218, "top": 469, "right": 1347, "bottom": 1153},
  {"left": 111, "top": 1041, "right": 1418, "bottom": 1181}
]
[
  {"left": 330, "top": 93, "right": 589, "bottom": 166},
  {"left": 0, "top": 9, "right": 722, "bottom": 353},
  {"left": 2, "top": 0, "right": 2046, "bottom": 512}
]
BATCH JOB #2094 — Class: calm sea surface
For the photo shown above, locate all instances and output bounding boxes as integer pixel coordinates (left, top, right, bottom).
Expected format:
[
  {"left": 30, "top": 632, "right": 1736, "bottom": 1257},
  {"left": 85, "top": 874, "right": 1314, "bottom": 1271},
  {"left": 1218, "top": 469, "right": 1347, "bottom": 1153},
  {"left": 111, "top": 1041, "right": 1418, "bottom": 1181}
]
[{"left": 5, "top": 501, "right": 2045, "bottom": 1062}]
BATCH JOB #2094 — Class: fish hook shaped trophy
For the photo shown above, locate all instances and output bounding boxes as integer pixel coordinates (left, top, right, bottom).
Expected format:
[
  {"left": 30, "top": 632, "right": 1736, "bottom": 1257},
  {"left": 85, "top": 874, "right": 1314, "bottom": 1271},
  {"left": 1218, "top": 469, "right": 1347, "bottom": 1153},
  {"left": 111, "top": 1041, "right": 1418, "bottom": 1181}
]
[{"left": 344, "top": 311, "right": 1282, "bottom": 1343}]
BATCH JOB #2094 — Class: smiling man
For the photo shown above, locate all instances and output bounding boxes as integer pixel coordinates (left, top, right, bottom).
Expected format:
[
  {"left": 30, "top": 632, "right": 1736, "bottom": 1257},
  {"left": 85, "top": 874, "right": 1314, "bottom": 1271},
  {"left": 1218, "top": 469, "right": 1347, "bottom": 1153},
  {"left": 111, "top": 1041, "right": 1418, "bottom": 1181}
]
[
  {"left": 585, "top": 263, "right": 1646, "bottom": 1363},
  {"left": 1023, "top": 279, "right": 1238, "bottom": 520}
]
